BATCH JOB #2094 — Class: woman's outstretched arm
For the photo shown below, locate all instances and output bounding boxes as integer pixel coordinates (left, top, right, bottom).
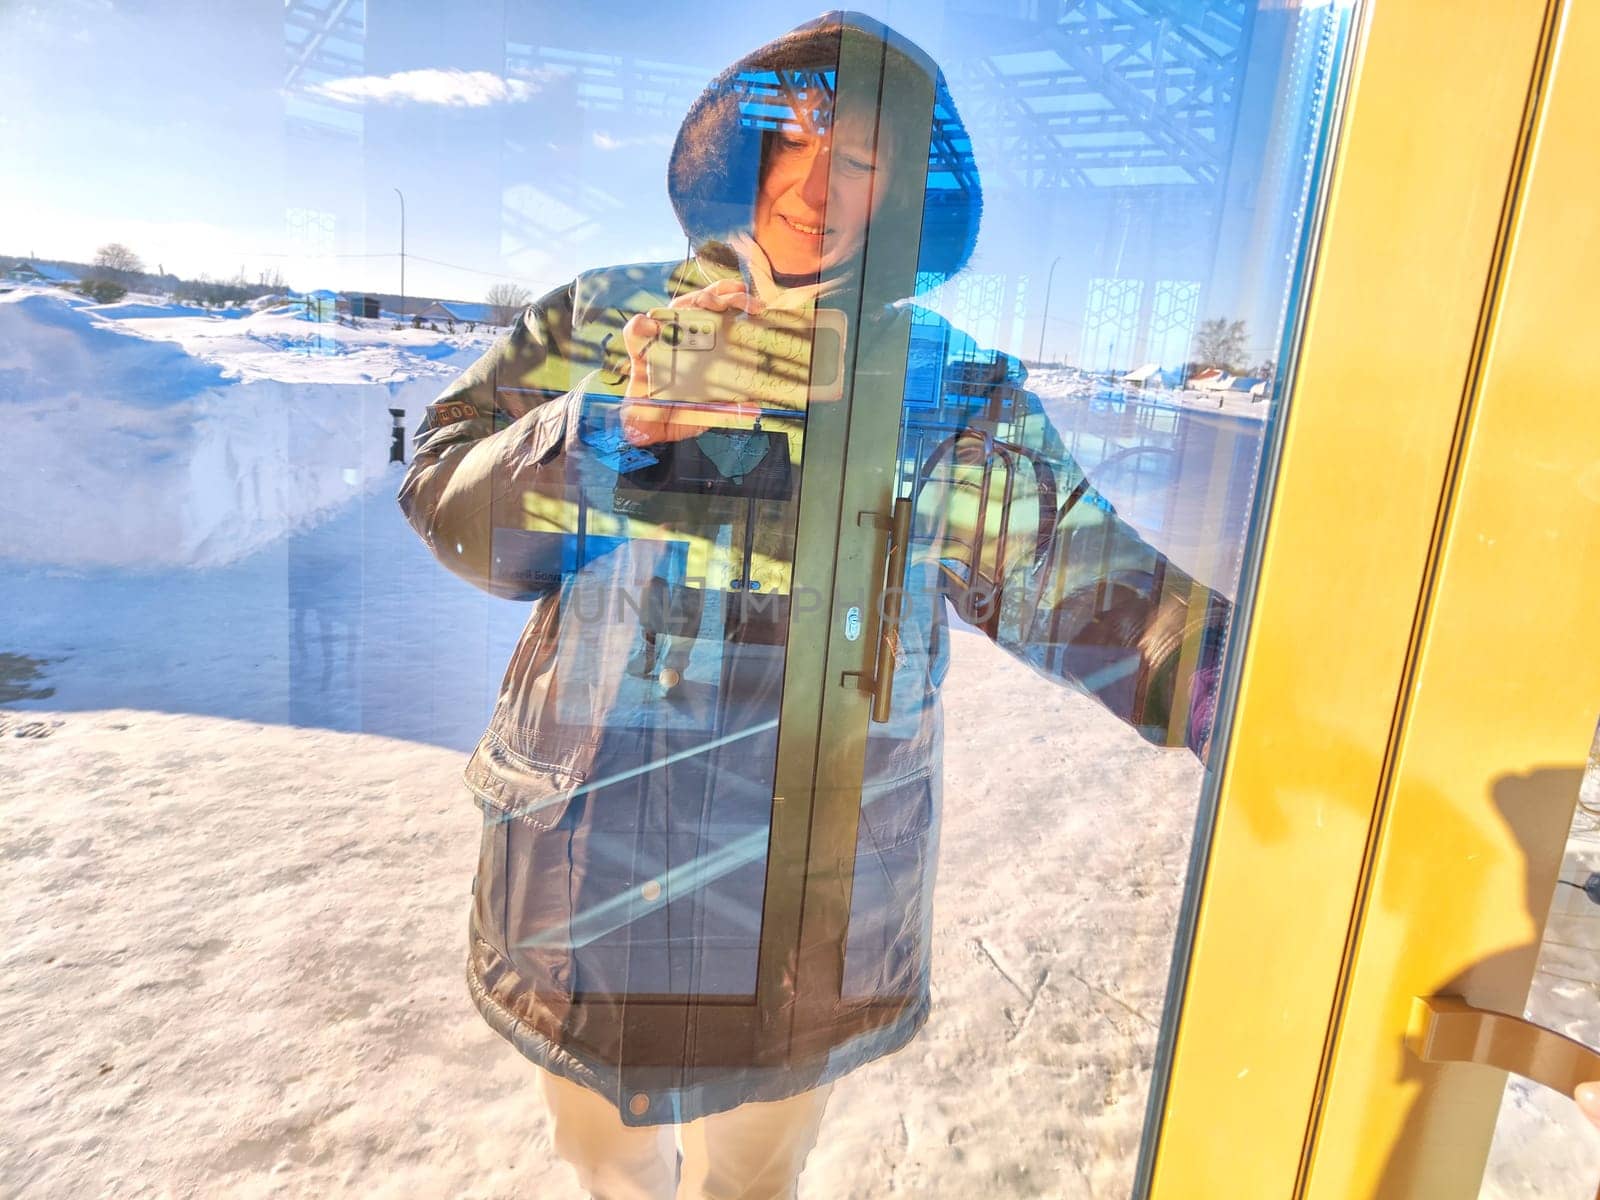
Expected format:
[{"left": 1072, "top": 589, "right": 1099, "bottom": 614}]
[{"left": 913, "top": 385, "right": 1230, "bottom": 756}]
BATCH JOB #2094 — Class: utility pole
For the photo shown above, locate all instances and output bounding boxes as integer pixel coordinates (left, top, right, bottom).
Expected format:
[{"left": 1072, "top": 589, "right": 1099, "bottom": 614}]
[
  {"left": 1035, "top": 253, "right": 1063, "bottom": 367},
  {"left": 394, "top": 187, "right": 406, "bottom": 321}
]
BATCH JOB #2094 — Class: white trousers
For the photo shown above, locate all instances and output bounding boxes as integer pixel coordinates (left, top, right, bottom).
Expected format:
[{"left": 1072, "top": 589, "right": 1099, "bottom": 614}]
[{"left": 537, "top": 1067, "right": 833, "bottom": 1200}]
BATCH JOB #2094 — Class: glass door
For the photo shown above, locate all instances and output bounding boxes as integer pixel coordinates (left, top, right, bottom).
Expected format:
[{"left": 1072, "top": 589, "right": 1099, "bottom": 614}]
[{"left": 0, "top": 2, "right": 1562, "bottom": 1198}]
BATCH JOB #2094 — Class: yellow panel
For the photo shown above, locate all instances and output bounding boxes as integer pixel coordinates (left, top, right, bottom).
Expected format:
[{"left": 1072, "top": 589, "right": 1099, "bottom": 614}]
[
  {"left": 1149, "top": 3, "right": 1552, "bottom": 1196},
  {"left": 1304, "top": 0, "right": 1600, "bottom": 1194}
]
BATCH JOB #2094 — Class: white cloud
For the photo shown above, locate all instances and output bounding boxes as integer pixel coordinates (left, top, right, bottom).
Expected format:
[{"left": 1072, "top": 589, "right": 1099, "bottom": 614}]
[
  {"left": 590, "top": 130, "right": 673, "bottom": 152},
  {"left": 306, "top": 68, "right": 549, "bottom": 108}
]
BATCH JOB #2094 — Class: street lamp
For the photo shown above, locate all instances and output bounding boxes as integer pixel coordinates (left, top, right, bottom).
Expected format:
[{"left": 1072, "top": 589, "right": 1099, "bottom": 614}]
[
  {"left": 393, "top": 187, "right": 406, "bottom": 321},
  {"left": 1035, "top": 253, "right": 1063, "bottom": 367}
]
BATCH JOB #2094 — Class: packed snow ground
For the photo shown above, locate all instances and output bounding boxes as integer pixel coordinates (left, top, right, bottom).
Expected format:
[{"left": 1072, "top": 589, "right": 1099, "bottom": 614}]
[
  {"left": 0, "top": 642, "right": 1200, "bottom": 1200},
  {"left": 2, "top": 293, "right": 1594, "bottom": 1197},
  {"left": 3, "top": 469, "right": 1199, "bottom": 1200},
  {"left": 1480, "top": 771, "right": 1600, "bottom": 1200},
  {"left": 8, "top": 638, "right": 1592, "bottom": 1200}
]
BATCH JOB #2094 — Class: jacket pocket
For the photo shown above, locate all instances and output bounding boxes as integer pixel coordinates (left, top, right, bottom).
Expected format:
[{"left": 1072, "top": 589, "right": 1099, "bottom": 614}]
[
  {"left": 843, "top": 771, "right": 940, "bottom": 999},
  {"left": 856, "top": 768, "right": 936, "bottom": 851},
  {"left": 468, "top": 784, "right": 581, "bottom": 1002},
  {"left": 464, "top": 730, "right": 590, "bottom": 832},
  {"left": 471, "top": 812, "right": 513, "bottom": 964},
  {"left": 501, "top": 813, "right": 578, "bottom": 998}
]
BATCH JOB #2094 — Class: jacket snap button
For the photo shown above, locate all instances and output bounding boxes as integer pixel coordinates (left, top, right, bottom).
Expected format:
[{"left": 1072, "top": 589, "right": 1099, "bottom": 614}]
[
  {"left": 629, "top": 1093, "right": 650, "bottom": 1117},
  {"left": 640, "top": 880, "right": 662, "bottom": 902}
]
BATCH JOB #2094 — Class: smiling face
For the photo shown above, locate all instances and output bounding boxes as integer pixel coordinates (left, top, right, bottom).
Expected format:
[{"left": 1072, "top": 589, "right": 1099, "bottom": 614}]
[{"left": 752, "top": 113, "right": 887, "bottom": 280}]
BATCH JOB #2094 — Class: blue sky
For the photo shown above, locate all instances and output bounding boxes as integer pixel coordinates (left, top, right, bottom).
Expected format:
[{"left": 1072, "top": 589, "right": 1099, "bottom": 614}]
[
  {"left": 2, "top": 2, "right": 948, "bottom": 297},
  {"left": 3, "top": 1, "right": 1345, "bottom": 367}
]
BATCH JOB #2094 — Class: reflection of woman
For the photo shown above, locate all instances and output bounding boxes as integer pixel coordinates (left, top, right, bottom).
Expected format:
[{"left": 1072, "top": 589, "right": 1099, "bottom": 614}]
[{"left": 401, "top": 13, "right": 1228, "bottom": 1197}]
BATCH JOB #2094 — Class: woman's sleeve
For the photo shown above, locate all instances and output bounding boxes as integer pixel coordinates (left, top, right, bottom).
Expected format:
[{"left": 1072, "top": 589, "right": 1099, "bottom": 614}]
[
  {"left": 918, "top": 390, "right": 1231, "bottom": 756},
  {"left": 396, "top": 284, "right": 626, "bottom": 600}
]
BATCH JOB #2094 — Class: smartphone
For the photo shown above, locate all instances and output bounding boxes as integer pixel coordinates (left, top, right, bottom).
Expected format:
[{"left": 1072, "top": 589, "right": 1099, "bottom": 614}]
[{"left": 642, "top": 306, "right": 848, "bottom": 416}]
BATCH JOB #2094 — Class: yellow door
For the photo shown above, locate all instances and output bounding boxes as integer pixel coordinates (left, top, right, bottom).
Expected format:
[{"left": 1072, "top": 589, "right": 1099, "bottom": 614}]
[
  {"left": 1235, "top": 1, "right": 1600, "bottom": 1196},
  {"left": 1145, "top": 1, "right": 1587, "bottom": 1196}
]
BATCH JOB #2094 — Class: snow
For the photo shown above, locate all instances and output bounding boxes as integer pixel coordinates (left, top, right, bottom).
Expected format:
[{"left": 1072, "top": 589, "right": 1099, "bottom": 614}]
[
  {"left": 4, "top": 435, "right": 1197, "bottom": 1199},
  {"left": 1027, "top": 367, "right": 1267, "bottom": 598},
  {"left": 1, "top": 292, "right": 1591, "bottom": 1196},
  {"left": 0, "top": 287, "right": 493, "bottom": 569},
  {"left": 1, "top": 627, "right": 1196, "bottom": 1200},
  {"left": 1027, "top": 365, "right": 1275, "bottom": 425},
  {"left": 0, "top": 468, "right": 525, "bottom": 748},
  {"left": 0, "top": 302, "right": 1221, "bottom": 1195},
  {"left": 89, "top": 293, "right": 240, "bottom": 321},
  {"left": 1480, "top": 779, "right": 1600, "bottom": 1199}
]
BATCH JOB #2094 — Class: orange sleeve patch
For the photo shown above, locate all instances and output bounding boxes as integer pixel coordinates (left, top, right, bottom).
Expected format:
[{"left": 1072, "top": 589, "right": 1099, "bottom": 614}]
[{"left": 427, "top": 399, "right": 478, "bottom": 427}]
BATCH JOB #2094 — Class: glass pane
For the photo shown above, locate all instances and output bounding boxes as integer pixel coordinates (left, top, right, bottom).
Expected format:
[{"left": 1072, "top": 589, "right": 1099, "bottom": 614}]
[
  {"left": 0, "top": 2, "right": 1353, "bottom": 1196},
  {"left": 1479, "top": 719, "right": 1600, "bottom": 1199}
]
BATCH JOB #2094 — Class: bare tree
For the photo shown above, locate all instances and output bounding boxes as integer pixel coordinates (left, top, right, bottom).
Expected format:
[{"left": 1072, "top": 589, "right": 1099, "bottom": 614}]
[
  {"left": 486, "top": 281, "right": 533, "bottom": 326},
  {"left": 1190, "top": 317, "right": 1249, "bottom": 374},
  {"left": 257, "top": 266, "right": 286, "bottom": 291},
  {"left": 93, "top": 242, "right": 144, "bottom": 279}
]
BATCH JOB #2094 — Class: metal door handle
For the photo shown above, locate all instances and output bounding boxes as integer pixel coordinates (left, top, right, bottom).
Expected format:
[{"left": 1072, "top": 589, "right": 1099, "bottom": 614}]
[
  {"left": 870, "top": 498, "right": 913, "bottom": 723},
  {"left": 1406, "top": 995, "right": 1600, "bottom": 1095}
]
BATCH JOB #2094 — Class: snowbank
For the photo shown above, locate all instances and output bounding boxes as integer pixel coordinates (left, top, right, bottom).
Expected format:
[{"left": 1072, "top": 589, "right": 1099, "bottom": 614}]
[
  {"left": 88, "top": 296, "right": 238, "bottom": 321},
  {"left": 0, "top": 288, "right": 491, "bottom": 569}
]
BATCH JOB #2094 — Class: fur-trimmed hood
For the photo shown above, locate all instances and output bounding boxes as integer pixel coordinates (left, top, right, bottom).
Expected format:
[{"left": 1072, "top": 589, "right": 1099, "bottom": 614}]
[{"left": 667, "top": 11, "right": 982, "bottom": 282}]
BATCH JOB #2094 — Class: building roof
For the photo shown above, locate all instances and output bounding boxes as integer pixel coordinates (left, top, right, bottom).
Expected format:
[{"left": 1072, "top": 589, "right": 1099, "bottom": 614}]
[
  {"left": 9, "top": 261, "right": 81, "bottom": 284},
  {"left": 416, "top": 300, "right": 493, "bottom": 323}
]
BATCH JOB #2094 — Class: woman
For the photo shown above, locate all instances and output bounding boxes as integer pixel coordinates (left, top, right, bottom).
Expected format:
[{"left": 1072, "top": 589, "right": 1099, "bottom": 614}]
[{"left": 400, "top": 12, "right": 1226, "bottom": 1198}]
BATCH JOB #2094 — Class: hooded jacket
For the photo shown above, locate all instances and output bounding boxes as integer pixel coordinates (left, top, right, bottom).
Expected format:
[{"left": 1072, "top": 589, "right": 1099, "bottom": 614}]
[{"left": 399, "top": 12, "right": 1228, "bottom": 1125}]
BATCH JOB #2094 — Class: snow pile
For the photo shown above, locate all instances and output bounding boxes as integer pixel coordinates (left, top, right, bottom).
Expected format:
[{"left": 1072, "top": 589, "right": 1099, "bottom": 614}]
[
  {"left": 85, "top": 292, "right": 241, "bottom": 321},
  {"left": 0, "top": 287, "right": 492, "bottom": 569}
]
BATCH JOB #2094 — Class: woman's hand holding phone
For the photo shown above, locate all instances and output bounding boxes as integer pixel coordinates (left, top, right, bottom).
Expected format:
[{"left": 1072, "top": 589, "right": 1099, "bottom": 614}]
[{"left": 619, "top": 278, "right": 764, "bottom": 445}]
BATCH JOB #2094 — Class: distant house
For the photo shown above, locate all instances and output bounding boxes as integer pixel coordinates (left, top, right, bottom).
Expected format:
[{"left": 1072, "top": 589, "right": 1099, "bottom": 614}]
[
  {"left": 6, "top": 261, "right": 80, "bottom": 286},
  {"left": 342, "top": 294, "right": 382, "bottom": 320},
  {"left": 1118, "top": 362, "right": 1165, "bottom": 388},
  {"left": 415, "top": 300, "right": 492, "bottom": 326},
  {"left": 1189, "top": 368, "right": 1233, "bottom": 391}
]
